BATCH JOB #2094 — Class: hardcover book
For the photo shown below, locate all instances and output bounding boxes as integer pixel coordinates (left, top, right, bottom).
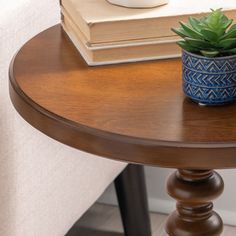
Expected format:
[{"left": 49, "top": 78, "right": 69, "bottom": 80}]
[
  {"left": 62, "top": 11, "right": 181, "bottom": 66},
  {"left": 61, "top": 0, "right": 236, "bottom": 43}
]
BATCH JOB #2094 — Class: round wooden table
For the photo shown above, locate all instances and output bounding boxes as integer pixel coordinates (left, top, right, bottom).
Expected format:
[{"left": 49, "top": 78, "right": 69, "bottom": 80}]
[{"left": 9, "top": 25, "right": 236, "bottom": 236}]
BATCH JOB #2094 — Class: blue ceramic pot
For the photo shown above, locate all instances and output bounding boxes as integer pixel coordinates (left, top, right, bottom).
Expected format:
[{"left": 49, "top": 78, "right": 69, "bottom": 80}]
[{"left": 182, "top": 50, "right": 236, "bottom": 105}]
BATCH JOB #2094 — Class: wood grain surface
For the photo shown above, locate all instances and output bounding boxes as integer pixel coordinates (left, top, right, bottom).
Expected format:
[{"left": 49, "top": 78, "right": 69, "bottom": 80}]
[{"left": 9, "top": 25, "right": 236, "bottom": 169}]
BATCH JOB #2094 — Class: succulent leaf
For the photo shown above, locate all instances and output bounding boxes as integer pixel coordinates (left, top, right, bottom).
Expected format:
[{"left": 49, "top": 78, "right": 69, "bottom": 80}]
[
  {"left": 205, "top": 9, "right": 221, "bottom": 29},
  {"left": 177, "top": 41, "right": 199, "bottom": 52},
  {"left": 171, "top": 27, "right": 191, "bottom": 38},
  {"left": 184, "top": 37, "right": 212, "bottom": 49},
  {"left": 223, "top": 48, "right": 236, "bottom": 54},
  {"left": 179, "top": 22, "right": 204, "bottom": 39},
  {"left": 200, "top": 29, "right": 218, "bottom": 41},
  {"left": 228, "top": 24, "right": 236, "bottom": 33},
  {"left": 218, "top": 38, "right": 236, "bottom": 49},
  {"left": 221, "top": 18, "right": 233, "bottom": 31},
  {"left": 189, "top": 17, "right": 202, "bottom": 32},
  {"left": 200, "top": 50, "right": 220, "bottom": 57},
  {"left": 220, "top": 25, "right": 236, "bottom": 40}
]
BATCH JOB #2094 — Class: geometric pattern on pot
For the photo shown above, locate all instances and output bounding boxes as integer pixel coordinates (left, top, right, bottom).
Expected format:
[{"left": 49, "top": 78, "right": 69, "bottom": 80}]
[
  {"left": 182, "top": 51, "right": 236, "bottom": 73},
  {"left": 183, "top": 82, "right": 236, "bottom": 105},
  {"left": 182, "top": 50, "right": 236, "bottom": 105},
  {"left": 183, "top": 69, "right": 236, "bottom": 87}
]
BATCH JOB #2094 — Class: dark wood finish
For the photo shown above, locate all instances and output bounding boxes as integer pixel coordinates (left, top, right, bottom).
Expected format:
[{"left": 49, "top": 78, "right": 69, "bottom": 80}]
[
  {"left": 115, "top": 165, "right": 151, "bottom": 236},
  {"left": 9, "top": 25, "right": 236, "bottom": 169},
  {"left": 9, "top": 25, "right": 236, "bottom": 236},
  {"left": 166, "top": 170, "right": 224, "bottom": 236}
]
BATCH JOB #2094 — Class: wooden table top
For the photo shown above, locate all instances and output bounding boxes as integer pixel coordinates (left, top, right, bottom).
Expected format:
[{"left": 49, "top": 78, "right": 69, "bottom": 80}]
[{"left": 9, "top": 25, "right": 236, "bottom": 169}]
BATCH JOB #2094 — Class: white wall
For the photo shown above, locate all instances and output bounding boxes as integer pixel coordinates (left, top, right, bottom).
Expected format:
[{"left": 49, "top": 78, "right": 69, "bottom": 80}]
[{"left": 99, "top": 167, "right": 236, "bottom": 226}]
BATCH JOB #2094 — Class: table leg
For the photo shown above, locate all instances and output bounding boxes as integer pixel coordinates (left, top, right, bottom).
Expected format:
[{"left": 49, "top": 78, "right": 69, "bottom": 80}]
[
  {"left": 115, "top": 164, "right": 152, "bottom": 236},
  {"left": 165, "top": 169, "right": 224, "bottom": 236}
]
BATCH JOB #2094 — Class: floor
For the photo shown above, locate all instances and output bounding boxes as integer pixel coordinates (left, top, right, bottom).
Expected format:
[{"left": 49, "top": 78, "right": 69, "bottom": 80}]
[{"left": 67, "top": 203, "right": 236, "bottom": 236}]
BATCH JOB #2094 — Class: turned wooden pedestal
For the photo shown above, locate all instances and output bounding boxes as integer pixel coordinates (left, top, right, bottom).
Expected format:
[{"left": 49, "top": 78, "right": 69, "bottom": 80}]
[
  {"left": 9, "top": 25, "right": 236, "bottom": 236},
  {"left": 166, "top": 170, "right": 224, "bottom": 236}
]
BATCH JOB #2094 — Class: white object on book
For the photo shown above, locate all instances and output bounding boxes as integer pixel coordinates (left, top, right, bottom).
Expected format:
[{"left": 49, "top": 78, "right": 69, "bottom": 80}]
[{"left": 107, "top": 0, "right": 169, "bottom": 8}]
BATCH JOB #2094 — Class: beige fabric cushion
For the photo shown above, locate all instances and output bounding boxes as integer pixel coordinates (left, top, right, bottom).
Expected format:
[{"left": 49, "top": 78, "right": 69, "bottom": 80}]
[{"left": 0, "top": 1, "right": 126, "bottom": 235}]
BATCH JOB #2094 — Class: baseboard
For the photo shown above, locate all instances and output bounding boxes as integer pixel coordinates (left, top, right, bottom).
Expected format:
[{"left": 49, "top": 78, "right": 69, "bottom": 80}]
[{"left": 98, "top": 193, "right": 236, "bottom": 227}]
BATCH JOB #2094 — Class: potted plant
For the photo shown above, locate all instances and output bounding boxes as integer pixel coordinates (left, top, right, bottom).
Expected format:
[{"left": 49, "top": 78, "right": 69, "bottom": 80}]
[
  {"left": 172, "top": 9, "right": 236, "bottom": 106},
  {"left": 107, "top": 0, "right": 169, "bottom": 8}
]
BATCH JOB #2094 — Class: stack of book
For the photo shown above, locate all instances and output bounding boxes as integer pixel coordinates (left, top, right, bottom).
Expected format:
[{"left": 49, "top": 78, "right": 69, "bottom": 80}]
[{"left": 60, "top": 0, "right": 236, "bottom": 66}]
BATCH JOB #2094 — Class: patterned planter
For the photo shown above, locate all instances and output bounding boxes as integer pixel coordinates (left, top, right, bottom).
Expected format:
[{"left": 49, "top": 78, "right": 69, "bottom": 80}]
[{"left": 182, "top": 50, "right": 236, "bottom": 105}]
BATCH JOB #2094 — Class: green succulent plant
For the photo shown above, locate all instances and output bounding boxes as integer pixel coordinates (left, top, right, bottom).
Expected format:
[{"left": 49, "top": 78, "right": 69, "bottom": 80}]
[{"left": 172, "top": 9, "right": 236, "bottom": 57}]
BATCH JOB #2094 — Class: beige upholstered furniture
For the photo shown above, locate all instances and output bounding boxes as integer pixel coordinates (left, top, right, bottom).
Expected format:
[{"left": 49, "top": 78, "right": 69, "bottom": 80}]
[{"left": 0, "top": 1, "right": 126, "bottom": 235}]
